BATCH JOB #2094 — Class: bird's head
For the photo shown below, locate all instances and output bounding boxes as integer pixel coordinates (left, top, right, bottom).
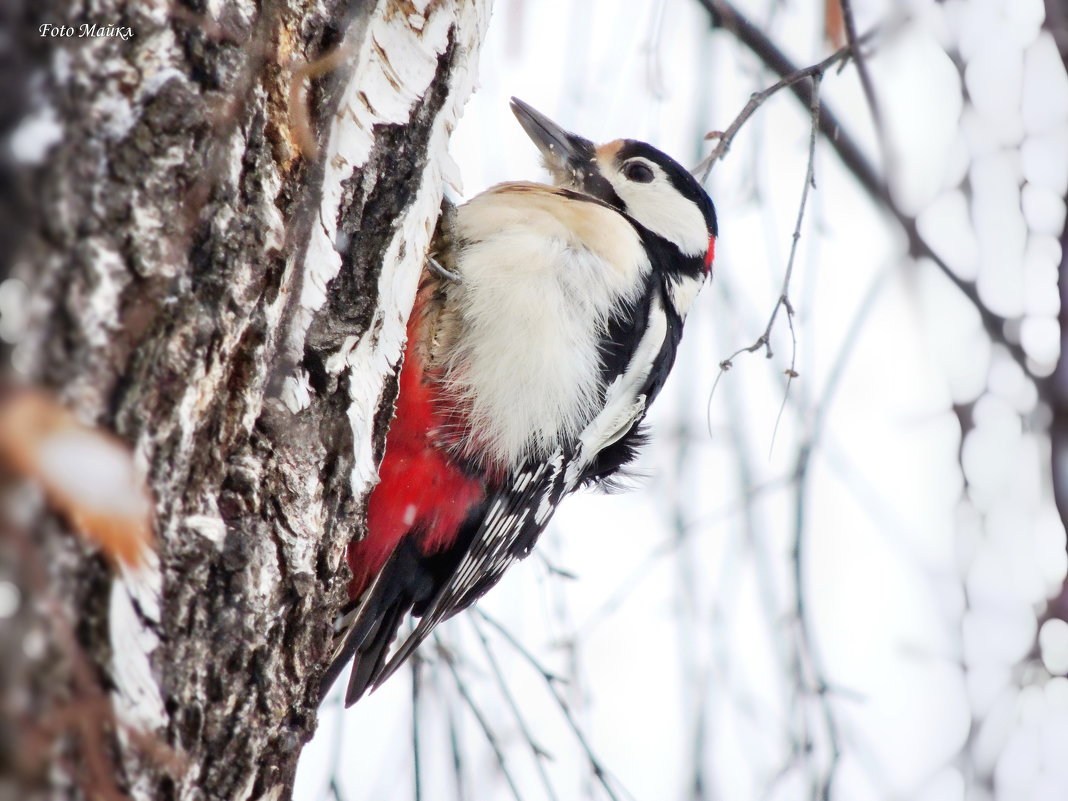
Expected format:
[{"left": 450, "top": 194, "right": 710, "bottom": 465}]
[{"left": 510, "top": 97, "right": 717, "bottom": 272}]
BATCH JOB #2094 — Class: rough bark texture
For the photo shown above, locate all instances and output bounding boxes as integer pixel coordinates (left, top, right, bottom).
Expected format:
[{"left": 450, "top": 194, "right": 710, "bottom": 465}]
[{"left": 1, "top": 0, "right": 489, "bottom": 799}]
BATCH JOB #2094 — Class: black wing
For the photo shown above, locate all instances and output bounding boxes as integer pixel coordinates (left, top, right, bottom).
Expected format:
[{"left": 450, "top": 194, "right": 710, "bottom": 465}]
[
  {"left": 364, "top": 288, "right": 684, "bottom": 695},
  {"left": 332, "top": 262, "right": 690, "bottom": 704},
  {"left": 365, "top": 451, "right": 574, "bottom": 694},
  {"left": 579, "top": 276, "right": 684, "bottom": 486}
]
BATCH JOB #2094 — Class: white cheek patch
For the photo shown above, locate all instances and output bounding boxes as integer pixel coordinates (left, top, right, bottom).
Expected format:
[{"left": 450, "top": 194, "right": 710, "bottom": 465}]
[{"left": 599, "top": 157, "right": 709, "bottom": 258}]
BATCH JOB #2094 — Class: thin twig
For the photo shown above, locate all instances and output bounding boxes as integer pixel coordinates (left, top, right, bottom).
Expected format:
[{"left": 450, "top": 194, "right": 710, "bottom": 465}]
[
  {"left": 437, "top": 636, "right": 526, "bottom": 801},
  {"left": 445, "top": 687, "right": 467, "bottom": 801},
  {"left": 706, "top": 74, "right": 821, "bottom": 426},
  {"left": 708, "top": 280, "right": 812, "bottom": 797},
  {"left": 475, "top": 610, "right": 634, "bottom": 801},
  {"left": 694, "top": 34, "right": 867, "bottom": 182},
  {"left": 789, "top": 463, "right": 843, "bottom": 800},
  {"left": 696, "top": 0, "right": 1037, "bottom": 383},
  {"left": 838, "top": 0, "right": 890, "bottom": 169},
  {"left": 288, "top": 44, "right": 351, "bottom": 160},
  {"left": 411, "top": 656, "right": 423, "bottom": 801},
  {"left": 768, "top": 74, "right": 822, "bottom": 452},
  {"left": 469, "top": 616, "right": 561, "bottom": 801},
  {"left": 777, "top": 259, "right": 898, "bottom": 801}
]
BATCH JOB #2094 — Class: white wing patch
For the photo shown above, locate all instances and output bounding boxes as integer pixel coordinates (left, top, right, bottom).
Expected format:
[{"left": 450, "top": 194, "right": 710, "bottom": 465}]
[{"left": 569, "top": 293, "right": 668, "bottom": 481}]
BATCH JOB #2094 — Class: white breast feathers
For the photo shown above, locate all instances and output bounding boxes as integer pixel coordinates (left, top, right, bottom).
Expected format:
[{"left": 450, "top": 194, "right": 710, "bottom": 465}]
[{"left": 441, "top": 182, "right": 650, "bottom": 470}]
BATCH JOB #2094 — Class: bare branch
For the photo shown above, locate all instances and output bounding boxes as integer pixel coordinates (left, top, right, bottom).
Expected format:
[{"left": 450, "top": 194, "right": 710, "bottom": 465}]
[
  {"left": 412, "top": 657, "right": 424, "bottom": 801},
  {"left": 695, "top": 0, "right": 1037, "bottom": 382},
  {"left": 768, "top": 73, "right": 822, "bottom": 449},
  {"left": 695, "top": 38, "right": 863, "bottom": 182},
  {"left": 706, "top": 74, "right": 820, "bottom": 423},
  {"left": 469, "top": 617, "right": 561, "bottom": 801},
  {"left": 288, "top": 44, "right": 352, "bottom": 160},
  {"left": 475, "top": 610, "right": 634, "bottom": 801},
  {"left": 837, "top": 0, "right": 886, "bottom": 145},
  {"left": 438, "top": 637, "right": 527, "bottom": 801}
]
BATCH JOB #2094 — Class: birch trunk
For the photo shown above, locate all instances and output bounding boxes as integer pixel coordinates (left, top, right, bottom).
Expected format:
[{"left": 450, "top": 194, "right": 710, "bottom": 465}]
[{"left": 1, "top": 1, "right": 490, "bottom": 798}]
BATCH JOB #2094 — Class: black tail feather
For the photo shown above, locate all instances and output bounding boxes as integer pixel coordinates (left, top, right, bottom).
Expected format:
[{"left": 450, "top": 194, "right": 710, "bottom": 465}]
[
  {"left": 320, "top": 538, "right": 438, "bottom": 706},
  {"left": 318, "top": 592, "right": 381, "bottom": 704},
  {"left": 345, "top": 601, "right": 407, "bottom": 705}
]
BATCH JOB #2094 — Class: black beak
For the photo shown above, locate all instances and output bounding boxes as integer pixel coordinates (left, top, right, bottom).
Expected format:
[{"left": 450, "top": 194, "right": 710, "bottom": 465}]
[{"left": 509, "top": 97, "right": 595, "bottom": 178}]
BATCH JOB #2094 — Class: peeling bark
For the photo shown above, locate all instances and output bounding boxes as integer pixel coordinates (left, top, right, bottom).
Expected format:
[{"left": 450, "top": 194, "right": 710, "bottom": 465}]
[{"left": 1, "top": 0, "right": 490, "bottom": 799}]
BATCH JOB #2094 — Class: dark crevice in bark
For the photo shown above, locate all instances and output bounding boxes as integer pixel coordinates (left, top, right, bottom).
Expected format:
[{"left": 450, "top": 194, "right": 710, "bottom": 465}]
[{"left": 303, "top": 31, "right": 461, "bottom": 539}]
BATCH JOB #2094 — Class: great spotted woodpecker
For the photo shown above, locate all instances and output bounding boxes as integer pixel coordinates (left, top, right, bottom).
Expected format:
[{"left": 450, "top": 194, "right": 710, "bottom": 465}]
[{"left": 322, "top": 98, "right": 717, "bottom": 705}]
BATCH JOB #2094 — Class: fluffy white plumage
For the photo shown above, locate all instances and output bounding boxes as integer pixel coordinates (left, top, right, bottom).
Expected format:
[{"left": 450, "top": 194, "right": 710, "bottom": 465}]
[{"left": 443, "top": 182, "right": 650, "bottom": 470}]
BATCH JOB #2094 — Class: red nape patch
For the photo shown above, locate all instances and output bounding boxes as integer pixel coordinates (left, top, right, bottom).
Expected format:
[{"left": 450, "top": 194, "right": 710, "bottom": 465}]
[
  {"left": 704, "top": 237, "right": 716, "bottom": 274},
  {"left": 346, "top": 306, "right": 485, "bottom": 601}
]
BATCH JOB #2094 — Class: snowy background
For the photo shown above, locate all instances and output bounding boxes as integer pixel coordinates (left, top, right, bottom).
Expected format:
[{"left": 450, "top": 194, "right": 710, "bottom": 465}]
[{"left": 297, "top": 0, "right": 1068, "bottom": 799}]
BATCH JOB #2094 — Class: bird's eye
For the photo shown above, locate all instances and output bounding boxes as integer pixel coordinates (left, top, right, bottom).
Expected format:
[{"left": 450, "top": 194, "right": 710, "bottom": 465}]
[{"left": 623, "top": 161, "right": 654, "bottom": 183}]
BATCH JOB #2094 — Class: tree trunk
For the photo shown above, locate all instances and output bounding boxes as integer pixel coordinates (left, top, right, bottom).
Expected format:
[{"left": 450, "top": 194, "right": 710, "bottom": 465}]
[{"left": 1, "top": 1, "right": 490, "bottom": 798}]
